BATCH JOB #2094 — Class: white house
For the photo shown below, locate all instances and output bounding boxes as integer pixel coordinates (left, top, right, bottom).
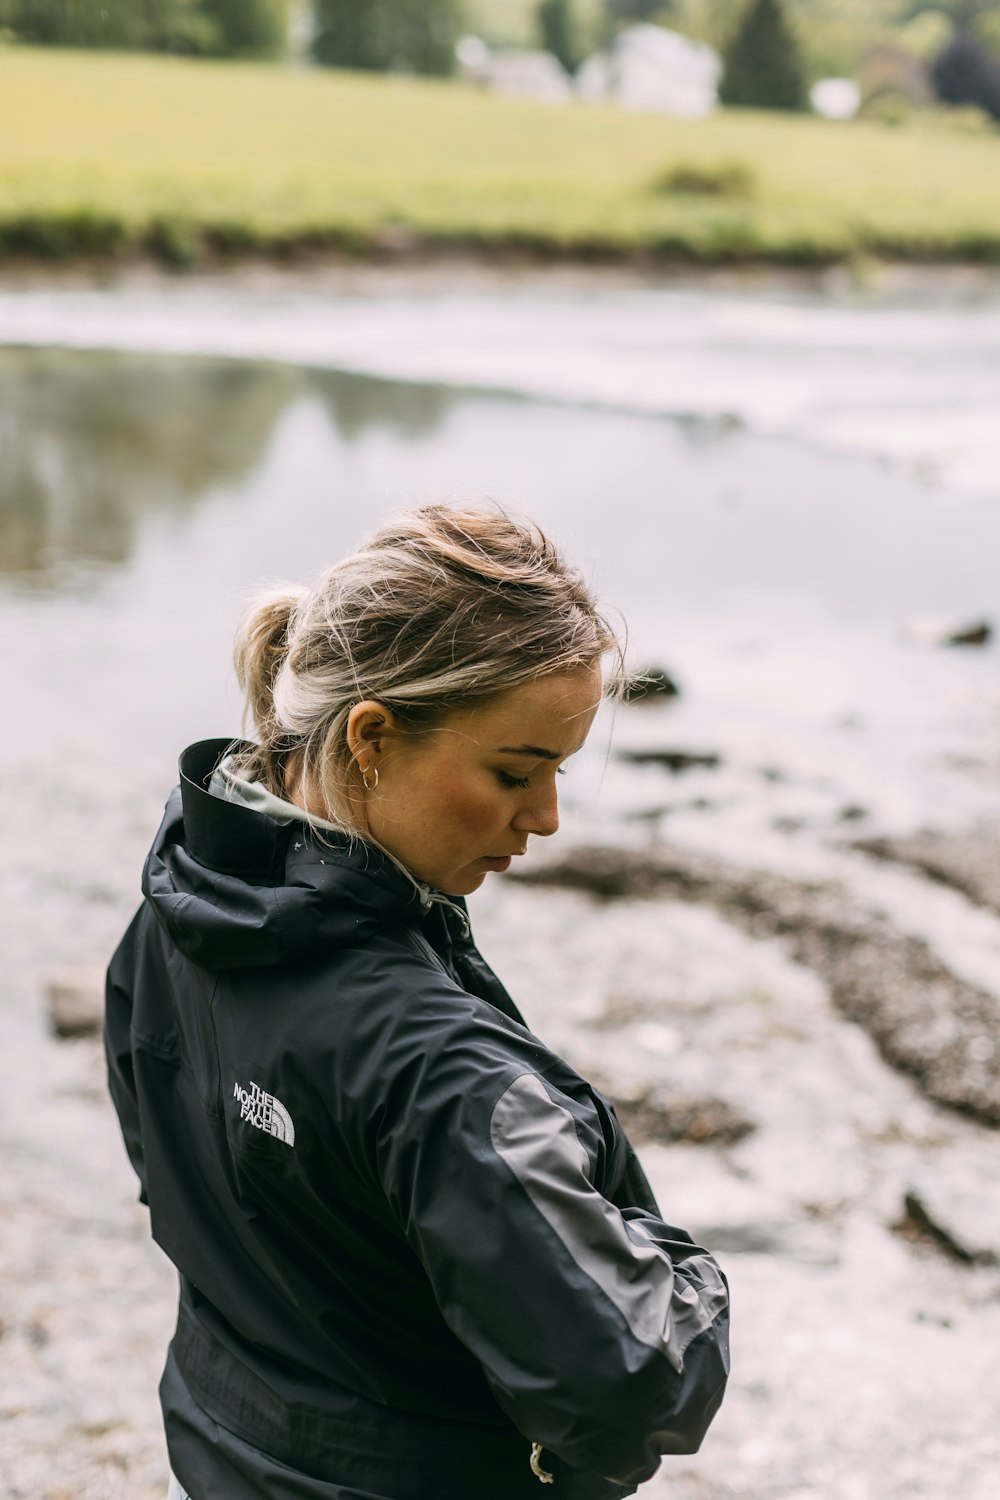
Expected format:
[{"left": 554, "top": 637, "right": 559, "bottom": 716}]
[
  {"left": 810, "top": 78, "right": 861, "bottom": 120},
  {"left": 456, "top": 36, "right": 574, "bottom": 105},
  {"left": 577, "top": 24, "right": 721, "bottom": 117}
]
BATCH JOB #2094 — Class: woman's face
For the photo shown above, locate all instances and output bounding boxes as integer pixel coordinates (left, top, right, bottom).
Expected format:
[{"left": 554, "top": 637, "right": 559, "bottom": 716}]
[{"left": 359, "top": 665, "right": 603, "bottom": 896}]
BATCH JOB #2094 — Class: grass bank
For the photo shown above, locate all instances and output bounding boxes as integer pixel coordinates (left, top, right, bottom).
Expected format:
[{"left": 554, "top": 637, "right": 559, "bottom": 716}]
[{"left": 3, "top": 47, "right": 1000, "bottom": 267}]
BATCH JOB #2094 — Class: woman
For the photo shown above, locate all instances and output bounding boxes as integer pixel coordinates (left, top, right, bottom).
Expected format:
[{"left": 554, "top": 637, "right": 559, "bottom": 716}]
[{"left": 106, "top": 505, "right": 730, "bottom": 1500}]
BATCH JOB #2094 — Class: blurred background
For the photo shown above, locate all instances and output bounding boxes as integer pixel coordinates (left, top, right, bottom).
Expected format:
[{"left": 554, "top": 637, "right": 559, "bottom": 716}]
[{"left": 2, "top": 4, "right": 1000, "bottom": 1498}]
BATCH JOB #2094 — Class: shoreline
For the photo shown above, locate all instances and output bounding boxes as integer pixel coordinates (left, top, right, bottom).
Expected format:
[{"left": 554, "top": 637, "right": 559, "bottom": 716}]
[{"left": 3, "top": 251, "right": 1000, "bottom": 304}]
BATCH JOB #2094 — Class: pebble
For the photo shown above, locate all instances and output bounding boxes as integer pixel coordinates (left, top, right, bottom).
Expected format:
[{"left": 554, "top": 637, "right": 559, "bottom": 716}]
[{"left": 46, "top": 965, "right": 106, "bottom": 1038}]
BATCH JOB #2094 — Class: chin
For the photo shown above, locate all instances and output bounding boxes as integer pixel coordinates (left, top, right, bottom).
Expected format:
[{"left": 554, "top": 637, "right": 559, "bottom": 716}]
[{"left": 443, "top": 871, "right": 486, "bottom": 896}]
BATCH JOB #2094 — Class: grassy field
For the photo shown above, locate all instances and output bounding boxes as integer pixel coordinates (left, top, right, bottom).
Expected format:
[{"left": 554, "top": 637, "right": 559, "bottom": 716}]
[{"left": 2, "top": 46, "right": 1000, "bottom": 266}]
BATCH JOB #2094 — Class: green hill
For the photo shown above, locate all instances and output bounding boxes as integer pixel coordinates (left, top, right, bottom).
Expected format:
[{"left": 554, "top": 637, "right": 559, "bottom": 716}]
[{"left": 1, "top": 47, "right": 999, "bottom": 266}]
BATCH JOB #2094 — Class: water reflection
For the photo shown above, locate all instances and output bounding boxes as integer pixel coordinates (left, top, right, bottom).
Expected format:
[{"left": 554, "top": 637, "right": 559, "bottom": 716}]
[
  {"left": 0, "top": 350, "right": 295, "bottom": 583},
  {"left": 0, "top": 351, "right": 459, "bottom": 588},
  {"left": 308, "top": 368, "right": 460, "bottom": 447}
]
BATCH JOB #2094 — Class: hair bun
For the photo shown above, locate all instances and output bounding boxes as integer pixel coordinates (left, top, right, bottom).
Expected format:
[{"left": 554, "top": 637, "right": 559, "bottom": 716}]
[{"left": 233, "top": 586, "right": 308, "bottom": 739}]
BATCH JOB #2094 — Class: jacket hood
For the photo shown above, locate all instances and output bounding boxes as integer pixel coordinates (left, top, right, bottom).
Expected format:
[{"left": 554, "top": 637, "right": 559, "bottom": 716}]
[{"left": 142, "top": 739, "right": 430, "bottom": 971}]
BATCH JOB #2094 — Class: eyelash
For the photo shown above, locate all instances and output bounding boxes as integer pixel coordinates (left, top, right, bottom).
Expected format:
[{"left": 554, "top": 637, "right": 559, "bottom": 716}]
[{"left": 497, "top": 769, "right": 566, "bottom": 790}]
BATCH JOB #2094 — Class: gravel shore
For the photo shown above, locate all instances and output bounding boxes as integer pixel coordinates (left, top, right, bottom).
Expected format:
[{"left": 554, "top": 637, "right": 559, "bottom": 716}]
[{"left": 4, "top": 795, "right": 1000, "bottom": 1499}]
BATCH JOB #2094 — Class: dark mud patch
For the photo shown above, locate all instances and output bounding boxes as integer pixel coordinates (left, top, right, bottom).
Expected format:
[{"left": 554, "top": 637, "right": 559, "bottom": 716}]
[
  {"left": 514, "top": 844, "right": 1000, "bottom": 1127},
  {"left": 893, "top": 1191, "right": 999, "bottom": 1267},
  {"left": 604, "top": 1086, "right": 754, "bottom": 1148},
  {"left": 617, "top": 748, "right": 722, "bottom": 775},
  {"left": 854, "top": 828, "right": 1000, "bottom": 916},
  {"left": 689, "top": 1223, "right": 787, "bottom": 1256}
]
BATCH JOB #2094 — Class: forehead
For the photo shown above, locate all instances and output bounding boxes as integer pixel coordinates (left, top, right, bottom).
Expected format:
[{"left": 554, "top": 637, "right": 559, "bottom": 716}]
[{"left": 451, "top": 665, "right": 603, "bottom": 756}]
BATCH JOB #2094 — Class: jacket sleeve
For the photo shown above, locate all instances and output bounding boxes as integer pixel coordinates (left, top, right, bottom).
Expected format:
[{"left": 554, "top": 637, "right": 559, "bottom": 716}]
[
  {"left": 373, "top": 1012, "right": 730, "bottom": 1487},
  {"left": 104, "top": 908, "right": 149, "bottom": 1206}
]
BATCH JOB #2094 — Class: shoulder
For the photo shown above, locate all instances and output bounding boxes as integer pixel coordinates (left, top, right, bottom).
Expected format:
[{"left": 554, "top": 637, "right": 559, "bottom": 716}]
[
  {"left": 280, "top": 924, "right": 611, "bottom": 1156},
  {"left": 321, "top": 922, "right": 556, "bottom": 1098}
]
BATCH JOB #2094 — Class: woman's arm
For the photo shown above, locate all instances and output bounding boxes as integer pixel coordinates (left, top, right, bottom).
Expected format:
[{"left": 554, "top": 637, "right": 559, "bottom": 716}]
[{"left": 374, "top": 1015, "right": 730, "bottom": 1488}]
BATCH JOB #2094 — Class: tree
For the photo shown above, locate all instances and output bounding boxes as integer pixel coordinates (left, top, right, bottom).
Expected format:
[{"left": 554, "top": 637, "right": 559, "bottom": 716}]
[
  {"left": 902, "top": 0, "right": 1000, "bottom": 27},
  {"left": 312, "top": 0, "right": 375, "bottom": 69},
  {"left": 312, "top": 0, "right": 460, "bottom": 74},
  {"left": 10, "top": 0, "right": 144, "bottom": 47},
  {"left": 903, "top": 0, "right": 1000, "bottom": 57},
  {"left": 931, "top": 29, "right": 1000, "bottom": 119},
  {"left": 719, "top": 0, "right": 808, "bottom": 111},
  {"left": 537, "top": 0, "right": 581, "bottom": 73},
  {"left": 604, "top": 0, "right": 672, "bottom": 24},
  {"left": 199, "top": 0, "right": 288, "bottom": 58},
  {"left": 146, "top": 0, "right": 227, "bottom": 55},
  {"left": 5, "top": 0, "right": 281, "bottom": 54}
]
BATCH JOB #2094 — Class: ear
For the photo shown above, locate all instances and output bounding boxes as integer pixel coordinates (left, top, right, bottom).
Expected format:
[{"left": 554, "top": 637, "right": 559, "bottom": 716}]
[{"left": 345, "top": 700, "right": 400, "bottom": 770}]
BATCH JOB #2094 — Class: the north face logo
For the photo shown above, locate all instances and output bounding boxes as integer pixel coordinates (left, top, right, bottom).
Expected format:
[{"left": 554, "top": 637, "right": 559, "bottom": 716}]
[{"left": 233, "top": 1080, "right": 295, "bottom": 1147}]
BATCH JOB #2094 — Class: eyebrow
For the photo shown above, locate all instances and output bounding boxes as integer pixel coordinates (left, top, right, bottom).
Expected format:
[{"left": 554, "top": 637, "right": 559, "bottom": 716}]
[{"left": 497, "top": 744, "right": 562, "bottom": 760}]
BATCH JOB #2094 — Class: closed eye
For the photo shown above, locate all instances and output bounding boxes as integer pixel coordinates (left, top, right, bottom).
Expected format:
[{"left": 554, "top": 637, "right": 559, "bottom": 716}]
[
  {"left": 497, "top": 768, "right": 568, "bottom": 789},
  {"left": 498, "top": 771, "right": 531, "bottom": 789}
]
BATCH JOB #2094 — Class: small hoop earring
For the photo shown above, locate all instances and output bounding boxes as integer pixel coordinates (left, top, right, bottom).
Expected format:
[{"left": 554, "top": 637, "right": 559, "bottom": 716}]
[{"left": 362, "top": 764, "right": 379, "bottom": 792}]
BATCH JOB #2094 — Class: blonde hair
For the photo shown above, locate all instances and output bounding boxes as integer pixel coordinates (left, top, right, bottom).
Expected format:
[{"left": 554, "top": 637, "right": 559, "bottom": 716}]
[{"left": 231, "top": 504, "right": 622, "bottom": 835}]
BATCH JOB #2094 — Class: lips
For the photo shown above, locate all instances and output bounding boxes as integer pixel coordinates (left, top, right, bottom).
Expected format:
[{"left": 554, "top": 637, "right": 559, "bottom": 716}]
[{"left": 481, "top": 851, "right": 524, "bottom": 870}]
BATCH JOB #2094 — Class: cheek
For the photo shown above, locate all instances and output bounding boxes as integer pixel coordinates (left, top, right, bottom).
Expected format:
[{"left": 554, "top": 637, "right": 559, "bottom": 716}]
[
  {"left": 443, "top": 786, "right": 502, "bottom": 838},
  {"left": 425, "top": 775, "right": 505, "bottom": 848}
]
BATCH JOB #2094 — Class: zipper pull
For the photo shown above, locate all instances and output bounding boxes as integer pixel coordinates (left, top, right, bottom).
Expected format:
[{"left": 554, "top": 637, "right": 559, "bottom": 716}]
[{"left": 530, "top": 1442, "right": 554, "bottom": 1484}]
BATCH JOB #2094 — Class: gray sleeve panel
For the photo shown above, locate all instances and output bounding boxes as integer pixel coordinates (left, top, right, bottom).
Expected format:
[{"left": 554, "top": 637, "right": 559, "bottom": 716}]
[{"left": 490, "top": 1072, "right": 728, "bottom": 1375}]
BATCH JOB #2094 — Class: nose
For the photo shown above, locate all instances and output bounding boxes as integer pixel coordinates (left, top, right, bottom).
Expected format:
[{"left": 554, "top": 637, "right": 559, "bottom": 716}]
[{"left": 512, "top": 780, "right": 560, "bottom": 839}]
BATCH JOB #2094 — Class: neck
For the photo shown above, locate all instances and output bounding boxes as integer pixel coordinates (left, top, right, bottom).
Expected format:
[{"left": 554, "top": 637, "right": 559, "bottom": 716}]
[{"left": 284, "top": 755, "right": 358, "bottom": 831}]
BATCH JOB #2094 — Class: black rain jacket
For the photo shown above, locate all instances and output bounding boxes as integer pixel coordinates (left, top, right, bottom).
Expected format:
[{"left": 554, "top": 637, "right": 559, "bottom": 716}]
[{"left": 105, "top": 740, "right": 730, "bottom": 1500}]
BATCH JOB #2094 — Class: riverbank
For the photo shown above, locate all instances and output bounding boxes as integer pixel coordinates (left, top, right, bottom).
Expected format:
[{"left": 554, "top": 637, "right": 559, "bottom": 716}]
[
  {"left": 5, "top": 253, "right": 1000, "bottom": 297},
  {"left": 4, "top": 47, "right": 1000, "bottom": 270}
]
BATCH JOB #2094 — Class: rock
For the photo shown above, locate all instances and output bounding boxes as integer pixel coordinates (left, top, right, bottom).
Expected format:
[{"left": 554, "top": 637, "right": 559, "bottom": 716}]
[
  {"left": 758, "top": 765, "right": 787, "bottom": 783},
  {"left": 618, "top": 748, "right": 721, "bottom": 774},
  {"left": 946, "top": 620, "right": 992, "bottom": 647},
  {"left": 622, "top": 805, "right": 670, "bottom": 824},
  {"left": 610, "top": 1087, "right": 754, "bottom": 1147},
  {"left": 903, "top": 615, "right": 993, "bottom": 649},
  {"left": 772, "top": 815, "right": 807, "bottom": 834},
  {"left": 894, "top": 1190, "right": 999, "bottom": 1267},
  {"left": 622, "top": 665, "right": 681, "bottom": 704},
  {"left": 45, "top": 967, "right": 105, "bottom": 1039}
]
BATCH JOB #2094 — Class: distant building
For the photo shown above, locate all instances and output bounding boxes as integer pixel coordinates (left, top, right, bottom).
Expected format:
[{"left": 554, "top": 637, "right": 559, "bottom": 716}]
[
  {"left": 576, "top": 24, "right": 721, "bottom": 117},
  {"left": 456, "top": 36, "right": 574, "bottom": 105},
  {"left": 810, "top": 78, "right": 861, "bottom": 120}
]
